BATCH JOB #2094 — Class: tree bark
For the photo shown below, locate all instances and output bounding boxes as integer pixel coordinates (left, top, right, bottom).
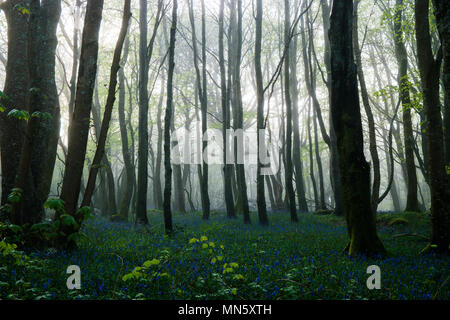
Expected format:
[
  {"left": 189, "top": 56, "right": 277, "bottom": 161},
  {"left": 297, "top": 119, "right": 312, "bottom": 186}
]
[
  {"left": 353, "top": 1, "right": 381, "bottom": 214},
  {"left": 163, "top": 0, "right": 178, "bottom": 235},
  {"left": 81, "top": 0, "right": 131, "bottom": 210},
  {"left": 255, "top": 0, "right": 269, "bottom": 225},
  {"left": 283, "top": 0, "right": 298, "bottom": 223},
  {"left": 329, "top": 0, "right": 385, "bottom": 256},
  {"left": 415, "top": 0, "right": 449, "bottom": 254},
  {"left": 219, "top": 0, "right": 236, "bottom": 219},
  {"left": 60, "top": 0, "right": 104, "bottom": 217},
  {"left": 7, "top": 0, "right": 62, "bottom": 225},
  {"left": 393, "top": 0, "right": 420, "bottom": 212}
]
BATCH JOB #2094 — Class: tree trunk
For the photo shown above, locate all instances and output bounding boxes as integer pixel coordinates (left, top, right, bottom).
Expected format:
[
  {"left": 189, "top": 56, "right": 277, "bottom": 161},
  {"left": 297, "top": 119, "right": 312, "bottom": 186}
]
[
  {"left": 0, "top": 0, "right": 29, "bottom": 211},
  {"left": 289, "top": 18, "right": 309, "bottom": 213},
  {"left": 353, "top": 1, "right": 381, "bottom": 214},
  {"left": 329, "top": 0, "right": 385, "bottom": 256},
  {"left": 188, "top": 0, "right": 211, "bottom": 220},
  {"left": 283, "top": 0, "right": 298, "bottom": 223},
  {"left": 415, "top": 0, "right": 449, "bottom": 254},
  {"left": 230, "top": 0, "right": 250, "bottom": 224},
  {"left": 60, "top": 0, "right": 104, "bottom": 217},
  {"left": 118, "top": 36, "right": 134, "bottom": 220},
  {"left": 219, "top": 0, "right": 236, "bottom": 219},
  {"left": 393, "top": 0, "right": 420, "bottom": 212},
  {"left": 255, "top": 0, "right": 269, "bottom": 225},
  {"left": 81, "top": 0, "right": 130, "bottom": 211},
  {"left": 163, "top": 0, "right": 178, "bottom": 235}
]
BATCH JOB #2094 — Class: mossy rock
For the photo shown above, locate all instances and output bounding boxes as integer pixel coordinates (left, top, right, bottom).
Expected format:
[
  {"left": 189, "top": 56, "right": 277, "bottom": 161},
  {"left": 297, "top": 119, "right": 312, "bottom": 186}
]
[{"left": 387, "top": 217, "right": 409, "bottom": 226}]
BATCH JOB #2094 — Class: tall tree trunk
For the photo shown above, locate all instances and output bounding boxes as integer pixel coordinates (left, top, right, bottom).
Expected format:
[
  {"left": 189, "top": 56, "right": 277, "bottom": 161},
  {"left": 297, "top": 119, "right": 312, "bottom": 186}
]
[
  {"left": 255, "top": 0, "right": 269, "bottom": 225},
  {"left": 283, "top": 0, "right": 298, "bottom": 223},
  {"left": 432, "top": 0, "right": 450, "bottom": 171},
  {"left": 230, "top": 0, "right": 250, "bottom": 224},
  {"left": 289, "top": 19, "right": 309, "bottom": 213},
  {"left": 415, "top": 0, "right": 449, "bottom": 254},
  {"left": 0, "top": 0, "right": 29, "bottom": 210},
  {"left": 154, "top": 64, "right": 165, "bottom": 210},
  {"left": 92, "top": 83, "right": 117, "bottom": 215},
  {"left": 188, "top": 0, "right": 211, "bottom": 220},
  {"left": 393, "top": 0, "right": 420, "bottom": 212},
  {"left": 136, "top": 0, "right": 149, "bottom": 224},
  {"left": 320, "top": 0, "right": 344, "bottom": 216},
  {"left": 118, "top": 36, "right": 134, "bottom": 220},
  {"left": 81, "top": 0, "right": 131, "bottom": 210},
  {"left": 352, "top": 1, "right": 381, "bottom": 214},
  {"left": 329, "top": 0, "right": 385, "bottom": 256},
  {"left": 163, "top": 0, "right": 178, "bottom": 235},
  {"left": 6, "top": 0, "right": 61, "bottom": 225},
  {"left": 219, "top": 0, "right": 236, "bottom": 219},
  {"left": 313, "top": 99, "right": 326, "bottom": 210},
  {"left": 60, "top": 0, "right": 104, "bottom": 217},
  {"left": 308, "top": 102, "right": 319, "bottom": 210}
]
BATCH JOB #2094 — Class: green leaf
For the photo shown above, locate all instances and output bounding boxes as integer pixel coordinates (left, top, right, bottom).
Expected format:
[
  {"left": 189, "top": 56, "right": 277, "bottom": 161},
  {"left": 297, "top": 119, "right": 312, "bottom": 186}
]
[
  {"left": 60, "top": 214, "right": 78, "bottom": 229},
  {"left": 7, "top": 109, "right": 30, "bottom": 121},
  {"left": 44, "top": 198, "right": 65, "bottom": 211}
]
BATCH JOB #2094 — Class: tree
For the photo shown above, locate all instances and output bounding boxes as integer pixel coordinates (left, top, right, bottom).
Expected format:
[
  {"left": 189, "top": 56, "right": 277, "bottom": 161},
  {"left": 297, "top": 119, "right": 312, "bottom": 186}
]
[
  {"left": 289, "top": 12, "right": 308, "bottom": 213},
  {"left": 0, "top": 0, "right": 30, "bottom": 214},
  {"left": 319, "top": 0, "right": 345, "bottom": 216},
  {"left": 219, "top": 0, "right": 236, "bottom": 219},
  {"left": 163, "top": 0, "right": 178, "bottom": 235},
  {"left": 4, "top": 0, "right": 61, "bottom": 225},
  {"left": 283, "top": 0, "right": 298, "bottom": 223},
  {"left": 329, "top": 0, "right": 385, "bottom": 256},
  {"left": 432, "top": 0, "right": 450, "bottom": 167},
  {"left": 81, "top": 0, "right": 131, "bottom": 210},
  {"left": 353, "top": 0, "right": 381, "bottom": 214},
  {"left": 393, "top": 0, "right": 420, "bottom": 212},
  {"left": 117, "top": 35, "right": 134, "bottom": 220},
  {"left": 136, "top": 0, "right": 163, "bottom": 224},
  {"left": 230, "top": 0, "right": 251, "bottom": 224},
  {"left": 255, "top": 0, "right": 269, "bottom": 225},
  {"left": 187, "top": 0, "right": 210, "bottom": 220},
  {"left": 60, "top": 0, "right": 104, "bottom": 217},
  {"left": 415, "top": 0, "right": 449, "bottom": 254}
]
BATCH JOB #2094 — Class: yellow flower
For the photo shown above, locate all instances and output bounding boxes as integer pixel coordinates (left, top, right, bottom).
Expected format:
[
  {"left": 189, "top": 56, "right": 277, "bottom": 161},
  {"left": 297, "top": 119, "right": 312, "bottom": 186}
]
[
  {"left": 230, "top": 288, "right": 237, "bottom": 295},
  {"left": 208, "top": 242, "right": 215, "bottom": 248},
  {"left": 211, "top": 257, "right": 217, "bottom": 264},
  {"left": 200, "top": 236, "right": 208, "bottom": 242},
  {"left": 229, "top": 262, "right": 239, "bottom": 268},
  {"left": 202, "top": 243, "right": 209, "bottom": 249},
  {"left": 217, "top": 256, "right": 223, "bottom": 261}
]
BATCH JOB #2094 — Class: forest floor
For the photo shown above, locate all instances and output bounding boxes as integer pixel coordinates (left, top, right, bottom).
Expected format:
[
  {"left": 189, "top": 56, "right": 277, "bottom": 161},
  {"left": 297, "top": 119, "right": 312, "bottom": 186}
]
[{"left": 1, "top": 210, "right": 449, "bottom": 300}]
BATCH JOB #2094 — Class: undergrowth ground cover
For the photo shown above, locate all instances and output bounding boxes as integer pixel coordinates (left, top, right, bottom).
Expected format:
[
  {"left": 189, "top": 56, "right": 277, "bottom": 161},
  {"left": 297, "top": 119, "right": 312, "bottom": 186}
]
[{"left": 1, "top": 211, "right": 448, "bottom": 300}]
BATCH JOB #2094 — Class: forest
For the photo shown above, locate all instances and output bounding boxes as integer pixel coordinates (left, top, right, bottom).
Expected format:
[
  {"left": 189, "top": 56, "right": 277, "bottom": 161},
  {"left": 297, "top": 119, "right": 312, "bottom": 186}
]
[{"left": 0, "top": 0, "right": 448, "bottom": 301}]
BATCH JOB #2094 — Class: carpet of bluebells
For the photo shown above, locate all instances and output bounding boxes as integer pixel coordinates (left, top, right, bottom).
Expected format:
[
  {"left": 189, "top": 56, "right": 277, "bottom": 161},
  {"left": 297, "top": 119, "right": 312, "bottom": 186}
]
[{"left": 1, "top": 210, "right": 448, "bottom": 300}]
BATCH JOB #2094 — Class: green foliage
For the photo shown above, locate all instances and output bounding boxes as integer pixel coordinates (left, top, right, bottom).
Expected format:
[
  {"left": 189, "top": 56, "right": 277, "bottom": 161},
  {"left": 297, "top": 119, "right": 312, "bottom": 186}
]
[
  {"left": 7, "top": 188, "right": 22, "bottom": 204},
  {"left": 7, "top": 109, "right": 30, "bottom": 120},
  {"left": 13, "top": 4, "right": 31, "bottom": 15},
  {"left": 388, "top": 217, "right": 409, "bottom": 226},
  {"left": 7, "top": 109, "right": 53, "bottom": 121},
  {"left": 0, "top": 212, "right": 447, "bottom": 300}
]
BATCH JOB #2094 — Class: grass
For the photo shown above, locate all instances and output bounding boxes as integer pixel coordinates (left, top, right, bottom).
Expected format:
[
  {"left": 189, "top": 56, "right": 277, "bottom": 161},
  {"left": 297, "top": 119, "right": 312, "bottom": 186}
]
[{"left": 0, "top": 211, "right": 448, "bottom": 300}]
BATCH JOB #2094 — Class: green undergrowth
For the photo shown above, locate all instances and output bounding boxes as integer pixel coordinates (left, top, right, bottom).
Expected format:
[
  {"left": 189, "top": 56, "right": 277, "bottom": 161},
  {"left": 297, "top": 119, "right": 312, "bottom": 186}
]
[{"left": 0, "top": 211, "right": 448, "bottom": 300}]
